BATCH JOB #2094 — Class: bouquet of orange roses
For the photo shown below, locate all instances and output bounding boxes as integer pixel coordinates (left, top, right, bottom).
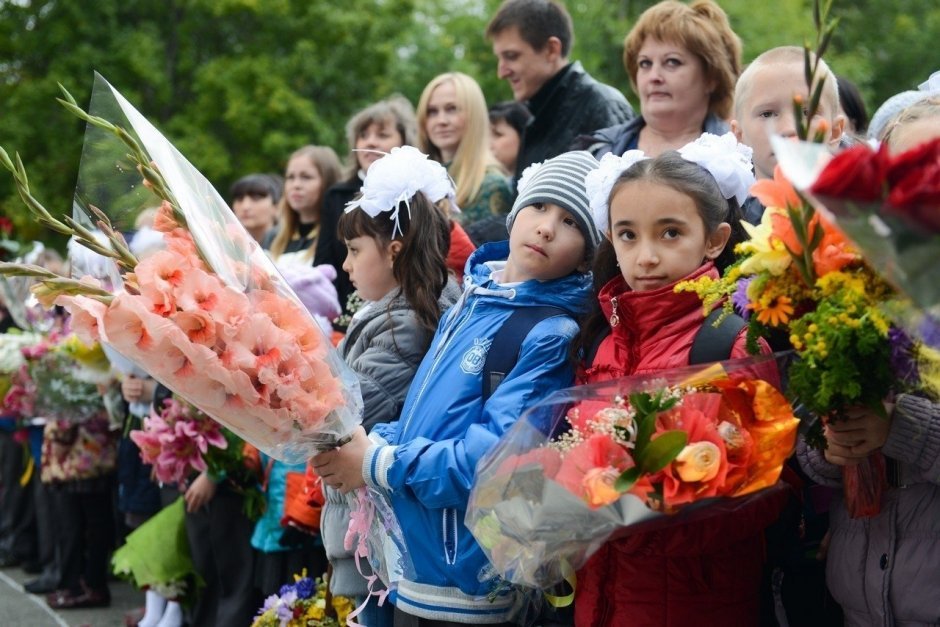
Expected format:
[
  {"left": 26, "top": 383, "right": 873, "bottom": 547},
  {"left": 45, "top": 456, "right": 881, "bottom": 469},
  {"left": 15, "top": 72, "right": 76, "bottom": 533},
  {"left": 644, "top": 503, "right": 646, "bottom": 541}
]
[
  {"left": 0, "top": 74, "right": 361, "bottom": 462},
  {"left": 466, "top": 357, "right": 798, "bottom": 590}
]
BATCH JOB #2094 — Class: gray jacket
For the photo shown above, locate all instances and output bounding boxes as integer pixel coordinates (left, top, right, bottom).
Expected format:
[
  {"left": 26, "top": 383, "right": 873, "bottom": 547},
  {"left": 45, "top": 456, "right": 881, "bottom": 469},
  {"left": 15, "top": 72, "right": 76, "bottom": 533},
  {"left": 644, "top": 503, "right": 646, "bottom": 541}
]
[
  {"left": 322, "top": 281, "right": 461, "bottom": 597},
  {"left": 797, "top": 394, "right": 940, "bottom": 626}
]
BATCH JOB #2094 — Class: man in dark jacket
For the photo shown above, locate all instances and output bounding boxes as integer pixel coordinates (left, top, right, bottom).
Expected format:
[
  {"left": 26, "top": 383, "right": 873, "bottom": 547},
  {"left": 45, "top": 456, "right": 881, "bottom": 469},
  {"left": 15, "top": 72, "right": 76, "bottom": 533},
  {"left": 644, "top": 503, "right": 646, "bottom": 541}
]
[{"left": 487, "top": 0, "right": 634, "bottom": 183}]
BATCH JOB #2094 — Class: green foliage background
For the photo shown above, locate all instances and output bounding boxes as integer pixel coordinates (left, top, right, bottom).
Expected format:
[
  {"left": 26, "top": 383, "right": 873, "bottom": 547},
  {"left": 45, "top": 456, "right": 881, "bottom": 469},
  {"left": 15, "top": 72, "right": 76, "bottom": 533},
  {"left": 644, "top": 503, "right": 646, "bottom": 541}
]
[{"left": 1, "top": 0, "right": 936, "bottom": 248}]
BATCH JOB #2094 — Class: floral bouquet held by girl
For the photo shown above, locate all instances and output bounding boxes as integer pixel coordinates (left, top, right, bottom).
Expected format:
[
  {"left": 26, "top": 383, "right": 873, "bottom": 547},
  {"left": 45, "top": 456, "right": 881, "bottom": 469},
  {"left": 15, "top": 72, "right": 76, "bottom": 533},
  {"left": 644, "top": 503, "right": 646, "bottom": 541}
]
[
  {"left": 0, "top": 73, "right": 362, "bottom": 463},
  {"left": 467, "top": 357, "right": 799, "bottom": 591}
]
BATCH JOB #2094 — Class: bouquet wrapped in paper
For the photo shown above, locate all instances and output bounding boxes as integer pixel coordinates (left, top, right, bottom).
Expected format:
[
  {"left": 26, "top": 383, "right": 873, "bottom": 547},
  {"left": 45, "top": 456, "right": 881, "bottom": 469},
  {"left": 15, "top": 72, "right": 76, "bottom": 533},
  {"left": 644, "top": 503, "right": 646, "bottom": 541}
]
[
  {"left": 466, "top": 356, "right": 798, "bottom": 589},
  {"left": 0, "top": 73, "right": 362, "bottom": 462}
]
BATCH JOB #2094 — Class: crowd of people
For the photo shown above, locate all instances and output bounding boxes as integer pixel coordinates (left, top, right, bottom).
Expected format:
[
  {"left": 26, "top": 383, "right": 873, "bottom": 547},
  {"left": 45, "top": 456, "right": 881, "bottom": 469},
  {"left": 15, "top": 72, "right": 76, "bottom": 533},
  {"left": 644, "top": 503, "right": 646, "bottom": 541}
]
[{"left": 2, "top": 0, "right": 940, "bottom": 626}]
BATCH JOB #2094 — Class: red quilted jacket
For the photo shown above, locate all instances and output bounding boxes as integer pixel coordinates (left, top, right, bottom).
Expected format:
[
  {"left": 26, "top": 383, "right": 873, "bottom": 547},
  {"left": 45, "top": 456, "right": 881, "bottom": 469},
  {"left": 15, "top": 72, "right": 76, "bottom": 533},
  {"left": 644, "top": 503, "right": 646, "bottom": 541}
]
[{"left": 575, "top": 264, "right": 787, "bottom": 627}]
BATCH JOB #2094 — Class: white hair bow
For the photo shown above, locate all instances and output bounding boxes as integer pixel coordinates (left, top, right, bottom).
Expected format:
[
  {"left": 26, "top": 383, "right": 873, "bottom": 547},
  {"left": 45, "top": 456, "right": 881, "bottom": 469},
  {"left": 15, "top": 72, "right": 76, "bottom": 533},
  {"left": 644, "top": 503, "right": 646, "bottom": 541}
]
[
  {"left": 584, "top": 150, "right": 649, "bottom": 234},
  {"left": 345, "top": 146, "right": 457, "bottom": 237},
  {"left": 919, "top": 70, "right": 940, "bottom": 93},
  {"left": 677, "top": 132, "right": 755, "bottom": 206}
]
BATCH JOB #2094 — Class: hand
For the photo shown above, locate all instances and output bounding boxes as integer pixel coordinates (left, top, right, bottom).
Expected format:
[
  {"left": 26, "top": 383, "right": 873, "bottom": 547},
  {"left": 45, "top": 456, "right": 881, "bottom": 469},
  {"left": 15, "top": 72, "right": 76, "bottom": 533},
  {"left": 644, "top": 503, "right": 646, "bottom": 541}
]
[
  {"left": 824, "top": 404, "right": 893, "bottom": 466},
  {"left": 184, "top": 472, "right": 218, "bottom": 512},
  {"left": 121, "top": 375, "right": 144, "bottom": 403},
  {"left": 310, "top": 426, "right": 370, "bottom": 494}
]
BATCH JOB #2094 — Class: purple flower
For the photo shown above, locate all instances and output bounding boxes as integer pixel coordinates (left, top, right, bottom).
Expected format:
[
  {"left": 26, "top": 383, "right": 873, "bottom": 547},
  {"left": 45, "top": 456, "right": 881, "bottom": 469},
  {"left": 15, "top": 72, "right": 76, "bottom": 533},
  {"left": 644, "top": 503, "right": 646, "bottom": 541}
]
[
  {"left": 278, "top": 583, "right": 294, "bottom": 597},
  {"left": 294, "top": 577, "right": 315, "bottom": 599},
  {"left": 260, "top": 593, "right": 280, "bottom": 613},
  {"left": 731, "top": 277, "right": 754, "bottom": 319},
  {"left": 918, "top": 315, "right": 940, "bottom": 349},
  {"left": 889, "top": 327, "right": 918, "bottom": 385}
]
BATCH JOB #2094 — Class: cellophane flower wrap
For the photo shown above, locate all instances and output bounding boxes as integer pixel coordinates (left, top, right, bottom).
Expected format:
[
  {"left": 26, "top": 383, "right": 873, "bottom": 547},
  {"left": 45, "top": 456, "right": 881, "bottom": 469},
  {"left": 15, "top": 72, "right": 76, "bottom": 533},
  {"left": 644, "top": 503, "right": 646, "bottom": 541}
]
[
  {"left": 6, "top": 73, "right": 362, "bottom": 462},
  {"left": 466, "top": 356, "right": 798, "bottom": 589},
  {"left": 785, "top": 137, "right": 940, "bottom": 313},
  {"left": 677, "top": 142, "right": 940, "bottom": 518},
  {"left": 3, "top": 332, "right": 109, "bottom": 424}
]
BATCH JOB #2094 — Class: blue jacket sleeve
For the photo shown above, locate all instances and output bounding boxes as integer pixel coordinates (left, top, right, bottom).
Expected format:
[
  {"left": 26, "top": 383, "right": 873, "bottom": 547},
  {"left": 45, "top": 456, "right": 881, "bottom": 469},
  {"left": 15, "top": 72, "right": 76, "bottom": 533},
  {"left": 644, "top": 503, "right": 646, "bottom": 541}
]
[{"left": 369, "top": 319, "right": 577, "bottom": 510}]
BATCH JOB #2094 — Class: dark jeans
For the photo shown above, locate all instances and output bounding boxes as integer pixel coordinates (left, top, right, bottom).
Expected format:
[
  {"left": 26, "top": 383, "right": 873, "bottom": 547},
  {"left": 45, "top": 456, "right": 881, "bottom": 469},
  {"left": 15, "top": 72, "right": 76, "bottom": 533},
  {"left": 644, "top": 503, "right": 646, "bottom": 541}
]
[
  {"left": 53, "top": 484, "right": 115, "bottom": 593},
  {"left": 0, "top": 431, "right": 37, "bottom": 561},
  {"left": 185, "top": 487, "right": 258, "bottom": 626}
]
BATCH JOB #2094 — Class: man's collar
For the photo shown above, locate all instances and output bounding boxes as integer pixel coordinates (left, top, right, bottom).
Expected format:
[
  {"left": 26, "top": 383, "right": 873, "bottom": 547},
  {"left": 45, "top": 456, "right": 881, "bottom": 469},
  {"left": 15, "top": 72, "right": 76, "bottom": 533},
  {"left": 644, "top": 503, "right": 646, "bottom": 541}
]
[{"left": 526, "top": 61, "right": 575, "bottom": 115}]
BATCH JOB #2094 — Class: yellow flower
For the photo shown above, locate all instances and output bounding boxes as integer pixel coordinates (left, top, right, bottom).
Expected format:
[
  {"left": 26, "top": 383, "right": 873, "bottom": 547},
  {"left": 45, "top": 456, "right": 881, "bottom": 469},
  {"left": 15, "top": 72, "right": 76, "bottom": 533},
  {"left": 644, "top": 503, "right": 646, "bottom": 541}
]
[
  {"left": 673, "top": 442, "right": 722, "bottom": 482},
  {"left": 582, "top": 466, "right": 623, "bottom": 507},
  {"left": 753, "top": 295, "right": 795, "bottom": 327},
  {"left": 737, "top": 210, "right": 793, "bottom": 276}
]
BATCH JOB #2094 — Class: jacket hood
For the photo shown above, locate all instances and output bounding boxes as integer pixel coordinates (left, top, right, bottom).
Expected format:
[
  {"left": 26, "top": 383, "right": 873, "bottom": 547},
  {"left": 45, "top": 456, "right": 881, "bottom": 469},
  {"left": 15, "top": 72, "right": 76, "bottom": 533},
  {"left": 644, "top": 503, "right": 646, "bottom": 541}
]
[{"left": 464, "top": 241, "right": 593, "bottom": 318}]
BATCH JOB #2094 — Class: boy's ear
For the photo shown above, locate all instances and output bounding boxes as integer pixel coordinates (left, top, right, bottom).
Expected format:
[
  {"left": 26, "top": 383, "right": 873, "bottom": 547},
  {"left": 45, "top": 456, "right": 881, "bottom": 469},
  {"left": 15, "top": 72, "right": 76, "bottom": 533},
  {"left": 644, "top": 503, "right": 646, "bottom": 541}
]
[
  {"left": 730, "top": 119, "right": 744, "bottom": 143},
  {"left": 704, "top": 223, "right": 732, "bottom": 260},
  {"left": 828, "top": 114, "right": 846, "bottom": 146}
]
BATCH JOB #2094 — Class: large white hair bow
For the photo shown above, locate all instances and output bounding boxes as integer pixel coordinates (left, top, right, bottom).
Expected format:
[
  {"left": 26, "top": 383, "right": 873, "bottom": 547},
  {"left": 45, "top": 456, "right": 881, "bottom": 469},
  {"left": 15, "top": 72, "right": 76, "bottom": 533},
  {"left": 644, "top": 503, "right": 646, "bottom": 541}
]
[
  {"left": 584, "top": 150, "right": 649, "bottom": 233},
  {"left": 345, "top": 146, "right": 456, "bottom": 237},
  {"left": 677, "top": 132, "right": 755, "bottom": 206}
]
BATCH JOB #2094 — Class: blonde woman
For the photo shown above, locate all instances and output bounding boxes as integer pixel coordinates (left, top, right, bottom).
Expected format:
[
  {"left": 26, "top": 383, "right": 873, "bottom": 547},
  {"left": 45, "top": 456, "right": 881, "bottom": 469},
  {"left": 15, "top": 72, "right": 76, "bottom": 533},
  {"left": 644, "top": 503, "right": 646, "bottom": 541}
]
[
  {"left": 417, "top": 72, "right": 512, "bottom": 240},
  {"left": 264, "top": 145, "right": 342, "bottom": 267}
]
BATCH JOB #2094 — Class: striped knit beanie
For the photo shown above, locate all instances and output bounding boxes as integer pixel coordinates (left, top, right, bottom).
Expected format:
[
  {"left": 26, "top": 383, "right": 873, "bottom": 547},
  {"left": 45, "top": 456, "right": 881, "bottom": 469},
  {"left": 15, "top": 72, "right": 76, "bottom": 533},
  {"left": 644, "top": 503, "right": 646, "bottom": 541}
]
[{"left": 507, "top": 150, "right": 602, "bottom": 259}]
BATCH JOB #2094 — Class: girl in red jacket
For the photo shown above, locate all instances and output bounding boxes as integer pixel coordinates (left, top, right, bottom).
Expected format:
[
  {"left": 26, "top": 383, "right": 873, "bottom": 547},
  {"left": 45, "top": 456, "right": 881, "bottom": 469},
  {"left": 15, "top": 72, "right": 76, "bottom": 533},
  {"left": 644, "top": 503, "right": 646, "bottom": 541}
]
[{"left": 571, "top": 133, "right": 786, "bottom": 626}]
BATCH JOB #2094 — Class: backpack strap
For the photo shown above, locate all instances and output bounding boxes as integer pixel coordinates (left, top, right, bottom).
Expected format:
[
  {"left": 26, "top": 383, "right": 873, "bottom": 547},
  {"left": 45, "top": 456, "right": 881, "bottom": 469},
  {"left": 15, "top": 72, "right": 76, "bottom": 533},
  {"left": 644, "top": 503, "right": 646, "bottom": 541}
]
[
  {"left": 688, "top": 309, "right": 746, "bottom": 365},
  {"left": 582, "top": 308, "right": 746, "bottom": 370},
  {"left": 482, "top": 306, "right": 569, "bottom": 401}
]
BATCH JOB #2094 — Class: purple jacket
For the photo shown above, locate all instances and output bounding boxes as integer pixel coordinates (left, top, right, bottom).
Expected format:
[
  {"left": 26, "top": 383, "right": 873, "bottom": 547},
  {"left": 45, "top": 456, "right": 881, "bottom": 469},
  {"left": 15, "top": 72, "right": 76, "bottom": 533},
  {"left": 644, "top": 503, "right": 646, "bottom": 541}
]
[{"left": 797, "top": 394, "right": 940, "bottom": 626}]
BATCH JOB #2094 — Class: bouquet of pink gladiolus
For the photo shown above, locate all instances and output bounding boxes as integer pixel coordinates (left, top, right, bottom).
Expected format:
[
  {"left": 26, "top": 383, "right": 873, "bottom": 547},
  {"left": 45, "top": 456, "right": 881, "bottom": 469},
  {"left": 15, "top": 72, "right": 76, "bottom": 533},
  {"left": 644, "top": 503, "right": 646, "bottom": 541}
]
[{"left": 0, "top": 74, "right": 362, "bottom": 462}]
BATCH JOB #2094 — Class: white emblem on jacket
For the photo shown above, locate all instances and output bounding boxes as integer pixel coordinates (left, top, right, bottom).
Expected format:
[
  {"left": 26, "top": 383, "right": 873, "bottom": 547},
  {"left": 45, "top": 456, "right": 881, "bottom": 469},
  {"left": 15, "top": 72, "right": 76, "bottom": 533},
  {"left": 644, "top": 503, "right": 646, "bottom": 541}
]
[{"left": 460, "top": 338, "right": 491, "bottom": 375}]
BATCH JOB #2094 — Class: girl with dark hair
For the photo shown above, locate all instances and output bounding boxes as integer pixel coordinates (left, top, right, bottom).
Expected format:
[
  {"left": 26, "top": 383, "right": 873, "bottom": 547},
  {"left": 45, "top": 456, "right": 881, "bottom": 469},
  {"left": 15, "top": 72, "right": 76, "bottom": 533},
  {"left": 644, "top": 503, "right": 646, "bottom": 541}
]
[
  {"left": 230, "top": 173, "right": 282, "bottom": 244},
  {"left": 573, "top": 134, "right": 785, "bottom": 626},
  {"left": 321, "top": 147, "right": 461, "bottom": 626}
]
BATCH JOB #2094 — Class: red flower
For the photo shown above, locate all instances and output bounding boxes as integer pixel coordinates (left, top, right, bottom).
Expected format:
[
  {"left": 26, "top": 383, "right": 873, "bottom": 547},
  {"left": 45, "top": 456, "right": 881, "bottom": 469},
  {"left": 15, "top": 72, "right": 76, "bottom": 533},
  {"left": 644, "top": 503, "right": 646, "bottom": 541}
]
[
  {"left": 0, "top": 216, "right": 12, "bottom": 235},
  {"left": 885, "top": 137, "right": 940, "bottom": 231},
  {"left": 810, "top": 143, "right": 888, "bottom": 202}
]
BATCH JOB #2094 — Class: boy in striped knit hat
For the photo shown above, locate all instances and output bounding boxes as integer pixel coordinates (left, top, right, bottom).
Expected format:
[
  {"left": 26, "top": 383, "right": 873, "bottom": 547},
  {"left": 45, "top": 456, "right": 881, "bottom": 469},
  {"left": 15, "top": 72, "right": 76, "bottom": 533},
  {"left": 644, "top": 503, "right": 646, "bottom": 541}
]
[{"left": 313, "top": 151, "right": 599, "bottom": 625}]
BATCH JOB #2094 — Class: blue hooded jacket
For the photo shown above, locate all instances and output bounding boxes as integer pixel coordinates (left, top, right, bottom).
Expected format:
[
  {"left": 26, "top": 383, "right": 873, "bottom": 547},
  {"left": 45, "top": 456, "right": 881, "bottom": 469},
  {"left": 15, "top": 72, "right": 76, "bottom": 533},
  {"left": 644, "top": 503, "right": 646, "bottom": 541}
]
[{"left": 364, "top": 241, "right": 592, "bottom": 623}]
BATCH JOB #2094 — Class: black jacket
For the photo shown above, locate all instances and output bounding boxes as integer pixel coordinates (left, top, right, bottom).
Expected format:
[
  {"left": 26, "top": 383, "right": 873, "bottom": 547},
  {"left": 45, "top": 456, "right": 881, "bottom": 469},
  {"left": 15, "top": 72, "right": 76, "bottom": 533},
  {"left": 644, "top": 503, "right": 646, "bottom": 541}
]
[
  {"left": 516, "top": 61, "right": 634, "bottom": 179},
  {"left": 314, "top": 177, "right": 363, "bottom": 317}
]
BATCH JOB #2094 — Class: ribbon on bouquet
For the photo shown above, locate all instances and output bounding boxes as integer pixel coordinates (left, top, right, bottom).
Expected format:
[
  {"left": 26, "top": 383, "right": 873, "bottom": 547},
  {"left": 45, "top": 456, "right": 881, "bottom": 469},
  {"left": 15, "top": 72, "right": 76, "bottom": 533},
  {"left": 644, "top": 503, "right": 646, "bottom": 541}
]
[{"left": 343, "top": 487, "right": 391, "bottom": 627}]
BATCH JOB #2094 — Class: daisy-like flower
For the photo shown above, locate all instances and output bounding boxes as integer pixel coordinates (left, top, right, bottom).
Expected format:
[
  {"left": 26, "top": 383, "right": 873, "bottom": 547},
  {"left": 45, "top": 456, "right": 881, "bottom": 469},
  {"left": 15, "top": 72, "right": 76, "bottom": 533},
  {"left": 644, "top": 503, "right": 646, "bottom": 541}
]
[{"left": 752, "top": 295, "right": 795, "bottom": 327}]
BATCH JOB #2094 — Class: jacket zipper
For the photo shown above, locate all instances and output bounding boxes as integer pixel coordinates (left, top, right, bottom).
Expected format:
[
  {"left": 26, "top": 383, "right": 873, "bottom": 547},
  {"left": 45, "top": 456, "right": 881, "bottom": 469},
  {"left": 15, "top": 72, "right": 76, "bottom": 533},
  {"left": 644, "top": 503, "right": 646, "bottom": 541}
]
[
  {"left": 442, "top": 508, "right": 458, "bottom": 565},
  {"left": 401, "top": 299, "right": 479, "bottom": 435}
]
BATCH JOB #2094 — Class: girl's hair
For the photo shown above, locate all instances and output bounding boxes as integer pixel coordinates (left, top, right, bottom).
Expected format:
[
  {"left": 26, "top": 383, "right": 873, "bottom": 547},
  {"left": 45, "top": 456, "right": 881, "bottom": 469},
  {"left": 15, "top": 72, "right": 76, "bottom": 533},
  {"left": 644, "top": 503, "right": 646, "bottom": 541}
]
[
  {"left": 624, "top": 0, "right": 742, "bottom": 120},
  {"left": 230, "top": 173, "right": 283, "bottom": 204},
  {"left": 337, "top": 193, "right": 451, "bottom": 339},
  {"left": 417, "top": 72, "right": 501, "bottom": 209},
  {"left": 269, "top": 145, "right": 342, "bottom": 259},
  {"left": 882, "top": 96, "right": 940, "bottom": 150},
  {"left": 344, "top": 96, "right": 417, "bottom": 178},
  {"left": 571, "top": 151, "right": 747, "bottom": 362}
]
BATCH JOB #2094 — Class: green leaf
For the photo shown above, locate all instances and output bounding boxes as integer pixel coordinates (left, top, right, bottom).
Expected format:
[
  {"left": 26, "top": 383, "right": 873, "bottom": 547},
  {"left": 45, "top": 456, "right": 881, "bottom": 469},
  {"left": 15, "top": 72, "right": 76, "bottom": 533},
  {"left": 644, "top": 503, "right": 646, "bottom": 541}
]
[
  {"left": 614, "top": 467, "right": 640, "bottom": 493},
  {"left": 637, "top": 430, "right": 688, "bottom": 474}
]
